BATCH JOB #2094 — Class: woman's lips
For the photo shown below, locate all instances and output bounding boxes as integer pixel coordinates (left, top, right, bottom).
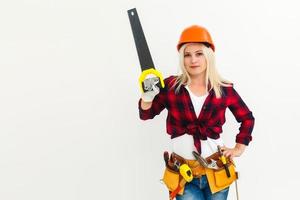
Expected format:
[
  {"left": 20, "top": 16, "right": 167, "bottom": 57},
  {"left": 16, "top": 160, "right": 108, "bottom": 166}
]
[{"left": 190, "top": 65, "right": 199, "bottom": 68}]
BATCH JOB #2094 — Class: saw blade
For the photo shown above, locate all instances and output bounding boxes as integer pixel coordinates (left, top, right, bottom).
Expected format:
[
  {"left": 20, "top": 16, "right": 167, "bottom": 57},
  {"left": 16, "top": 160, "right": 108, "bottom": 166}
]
[{"left": 127, "top": 8, "right": 155, "bottom": 71}]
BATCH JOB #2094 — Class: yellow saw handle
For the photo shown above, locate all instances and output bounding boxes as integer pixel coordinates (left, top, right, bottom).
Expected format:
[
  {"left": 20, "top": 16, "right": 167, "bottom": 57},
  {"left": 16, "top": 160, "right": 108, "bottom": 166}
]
[{"left": 138, "top": 68, "right": 165, "bottom": 93}]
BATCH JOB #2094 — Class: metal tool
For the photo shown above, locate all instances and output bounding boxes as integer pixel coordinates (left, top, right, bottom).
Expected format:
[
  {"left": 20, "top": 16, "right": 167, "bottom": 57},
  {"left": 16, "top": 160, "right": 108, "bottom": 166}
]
[
  {"left": 164, "top": 153, "right": 180, "bottom": 172},
  {"left": 208, "top": 158, "right": 219, "bottom": 169},
  {"left": 192, "top": 151, "right": 219, "bottom": 170},
  {"left": 170, "top": 154, "right": 193, "bottom": 182},
  {"left": 127, "top": 8, "right": 165, "bottom": 93},
  {"left": 173, "top": 160, "right": 181, "bottom": 170}
]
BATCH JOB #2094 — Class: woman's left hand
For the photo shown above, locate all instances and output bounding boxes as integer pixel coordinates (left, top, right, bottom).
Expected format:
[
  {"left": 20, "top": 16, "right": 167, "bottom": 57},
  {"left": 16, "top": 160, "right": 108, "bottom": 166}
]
[{"left": 220, "top": 143, "right": 246, "bottom": 160}]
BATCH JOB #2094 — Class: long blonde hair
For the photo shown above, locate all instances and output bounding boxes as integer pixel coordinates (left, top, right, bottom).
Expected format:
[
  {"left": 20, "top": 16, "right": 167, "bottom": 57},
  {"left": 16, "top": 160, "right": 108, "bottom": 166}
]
[{"left": 172, "top": 43, "right": 231, "bottom": 98}]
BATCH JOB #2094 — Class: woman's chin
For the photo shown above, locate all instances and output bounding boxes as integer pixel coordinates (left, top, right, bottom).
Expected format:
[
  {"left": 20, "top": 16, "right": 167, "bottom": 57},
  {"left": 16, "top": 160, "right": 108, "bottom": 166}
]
[{"left": 188, "top": 71, "right": 206, "bottom": 77}]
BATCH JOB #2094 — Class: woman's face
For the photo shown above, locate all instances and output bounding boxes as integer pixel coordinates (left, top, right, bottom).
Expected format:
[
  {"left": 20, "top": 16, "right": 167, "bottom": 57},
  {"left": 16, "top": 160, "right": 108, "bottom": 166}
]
[{"left": 184, "top": 43, "right": 207, "bottom": 77}]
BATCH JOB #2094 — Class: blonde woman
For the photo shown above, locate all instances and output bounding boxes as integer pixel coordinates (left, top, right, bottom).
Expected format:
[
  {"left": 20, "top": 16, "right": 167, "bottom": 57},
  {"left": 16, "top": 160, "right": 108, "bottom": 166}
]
[{"left": 138, "top": 25, "right": 255, "bottom": 200}]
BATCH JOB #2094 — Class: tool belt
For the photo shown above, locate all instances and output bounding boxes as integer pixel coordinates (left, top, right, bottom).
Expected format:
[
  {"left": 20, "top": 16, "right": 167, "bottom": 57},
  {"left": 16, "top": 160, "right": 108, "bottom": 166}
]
[{"left": 161, "top": 152, "right": 238, "bottom": 197}]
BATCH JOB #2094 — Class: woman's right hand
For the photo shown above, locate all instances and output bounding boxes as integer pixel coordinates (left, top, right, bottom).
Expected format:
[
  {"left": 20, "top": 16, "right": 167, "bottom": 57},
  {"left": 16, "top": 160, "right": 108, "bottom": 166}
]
[
  {"left": 140, "top": 80, "right": 160, "bottom": 110},
  {"left": 141, "top": 79, "right": 160, "bottom": 102},
  {"left": 141, "top": 84, "right": 159, "bottom": 102},
  {"left": 220, "top": 144, "right": 246, "bottom": 160}
]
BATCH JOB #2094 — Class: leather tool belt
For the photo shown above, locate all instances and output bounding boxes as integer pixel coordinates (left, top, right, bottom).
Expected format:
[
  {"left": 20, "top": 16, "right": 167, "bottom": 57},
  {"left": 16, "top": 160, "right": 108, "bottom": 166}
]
[{"left": 161, "top": 152, "right": 238, "bottom": 196}]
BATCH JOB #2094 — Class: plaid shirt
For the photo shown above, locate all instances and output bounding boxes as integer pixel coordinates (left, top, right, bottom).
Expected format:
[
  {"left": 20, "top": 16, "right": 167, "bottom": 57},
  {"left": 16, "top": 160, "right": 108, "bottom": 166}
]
[{"left": 138, "top": 76, "right": 255, "bottom": 153}]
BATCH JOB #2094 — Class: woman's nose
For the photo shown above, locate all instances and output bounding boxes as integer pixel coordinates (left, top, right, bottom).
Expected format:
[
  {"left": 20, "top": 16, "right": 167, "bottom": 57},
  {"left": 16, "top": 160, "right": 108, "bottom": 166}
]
[{"left": 191, "top": 55, "right": 197, "bottom": 63}]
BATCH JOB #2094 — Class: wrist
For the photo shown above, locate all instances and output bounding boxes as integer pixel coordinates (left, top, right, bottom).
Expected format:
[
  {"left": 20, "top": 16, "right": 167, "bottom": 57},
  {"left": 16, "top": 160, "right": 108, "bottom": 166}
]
[
  {"left": 234, "top": 143, "right": 246, "bottom": 155},
  {"left": 140, "top": 99, "right": 152, "bottom": 110},
  {"left": 141, "top": 95, "right": 154, "bottom": 103}
]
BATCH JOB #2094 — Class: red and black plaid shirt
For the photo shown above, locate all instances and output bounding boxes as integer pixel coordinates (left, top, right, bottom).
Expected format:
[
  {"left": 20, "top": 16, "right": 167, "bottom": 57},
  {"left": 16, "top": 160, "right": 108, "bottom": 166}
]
[{"left": 138, "top": 76, "right": 255, "bottom": 153}]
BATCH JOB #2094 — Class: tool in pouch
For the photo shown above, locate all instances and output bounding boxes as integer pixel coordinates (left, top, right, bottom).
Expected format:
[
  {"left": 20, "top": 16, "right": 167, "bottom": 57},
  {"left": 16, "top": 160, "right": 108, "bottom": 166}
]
[
  {"left": 163, "top": 152, "right": 193, "bottom": 200},
  {"left": 192, "top": 151, "right": 219, "bottom": 170},
  {"left": 193, "top": 147, "right": 238, "bottom": 195},
  {"left": 216, "top": 146, "right": 240, "bottom": 200},
  {"left": 217, "top": 145, "right": 231, "bottom": 177},
  {"left": 127, "top": 8, "right": 165, "bottom": 93}
]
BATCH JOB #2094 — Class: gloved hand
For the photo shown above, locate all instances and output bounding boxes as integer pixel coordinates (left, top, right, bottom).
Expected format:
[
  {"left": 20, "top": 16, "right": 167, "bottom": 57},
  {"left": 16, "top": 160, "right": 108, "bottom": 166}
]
[{"left": 141, "top": 79, "right": 160, "bottom": 102}]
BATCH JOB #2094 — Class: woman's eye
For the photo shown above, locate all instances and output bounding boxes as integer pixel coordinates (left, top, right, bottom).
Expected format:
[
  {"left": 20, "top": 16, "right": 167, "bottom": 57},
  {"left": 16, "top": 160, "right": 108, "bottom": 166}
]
[
  {"left": 184, "top": 54, "right": 190, "bottom": 57},
  {"left": 196, "top": 53, "right": 203, "bottom": 56}
]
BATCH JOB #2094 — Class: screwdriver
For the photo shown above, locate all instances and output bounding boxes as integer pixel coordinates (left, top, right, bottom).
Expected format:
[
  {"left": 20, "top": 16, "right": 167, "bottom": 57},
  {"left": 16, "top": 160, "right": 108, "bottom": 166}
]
[{"left": 217, "top": 146, "right": 231, "bottom": 178}]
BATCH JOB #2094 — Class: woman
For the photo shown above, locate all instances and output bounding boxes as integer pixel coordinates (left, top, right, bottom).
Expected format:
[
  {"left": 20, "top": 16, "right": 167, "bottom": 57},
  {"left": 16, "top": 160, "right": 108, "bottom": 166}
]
[{"left": 138, "top": 25, "right": 255, "bottom": 200}]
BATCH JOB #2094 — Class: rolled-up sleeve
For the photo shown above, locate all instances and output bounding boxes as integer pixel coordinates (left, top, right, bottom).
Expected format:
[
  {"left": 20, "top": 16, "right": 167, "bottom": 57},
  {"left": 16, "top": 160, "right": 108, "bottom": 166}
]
[{"left": 227, "top": 87, "right": 255, "bottom": 145}]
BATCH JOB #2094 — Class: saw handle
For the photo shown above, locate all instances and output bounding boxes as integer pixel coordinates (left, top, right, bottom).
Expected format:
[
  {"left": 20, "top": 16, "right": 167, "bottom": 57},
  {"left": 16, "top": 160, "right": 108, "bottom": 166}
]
[{"left": 139, "top": 68, "right": 165, "bottom": 93}]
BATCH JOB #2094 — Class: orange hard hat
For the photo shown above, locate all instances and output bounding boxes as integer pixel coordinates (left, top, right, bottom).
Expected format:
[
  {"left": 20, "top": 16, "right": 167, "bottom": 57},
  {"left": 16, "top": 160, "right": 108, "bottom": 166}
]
[{"left": 177, "top": 25, "right": 215, "bottom": 51}]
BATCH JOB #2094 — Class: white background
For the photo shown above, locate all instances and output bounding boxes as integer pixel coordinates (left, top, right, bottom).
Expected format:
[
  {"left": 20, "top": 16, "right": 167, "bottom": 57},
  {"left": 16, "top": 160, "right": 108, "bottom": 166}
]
[{"left": 0, "top": 0, "right": 299, "bottom": 199}]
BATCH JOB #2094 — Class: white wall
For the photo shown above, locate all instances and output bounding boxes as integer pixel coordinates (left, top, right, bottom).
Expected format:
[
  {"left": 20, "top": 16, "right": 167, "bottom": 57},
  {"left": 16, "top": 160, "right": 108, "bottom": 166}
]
[{"left": 1, "top": 0, "right": 299, "bottom": 199}]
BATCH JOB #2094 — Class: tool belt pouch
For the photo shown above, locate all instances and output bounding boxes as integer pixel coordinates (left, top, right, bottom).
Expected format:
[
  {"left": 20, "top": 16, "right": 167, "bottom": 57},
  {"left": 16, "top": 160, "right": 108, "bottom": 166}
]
[
  {"left": 205, "top": 152, "right": 238, "bottom": 194},
  {"left": 161, "top": 153, "right": 186, "bottom": 195},
  {"left": 162, "top": 168, "right": 184, "bottom": 195}
]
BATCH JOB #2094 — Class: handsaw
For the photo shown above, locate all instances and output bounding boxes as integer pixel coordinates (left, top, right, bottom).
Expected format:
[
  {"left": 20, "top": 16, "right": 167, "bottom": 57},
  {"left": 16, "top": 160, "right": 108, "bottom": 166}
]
[{"left": 127, "top": 8, "right": 164, "bottom": 93}]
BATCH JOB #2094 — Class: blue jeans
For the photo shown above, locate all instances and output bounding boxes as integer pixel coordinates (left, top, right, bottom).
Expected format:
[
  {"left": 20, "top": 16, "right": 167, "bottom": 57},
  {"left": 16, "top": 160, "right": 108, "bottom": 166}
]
[{"left": 176, "top": 175, "right": 229, "bottom": 200}]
